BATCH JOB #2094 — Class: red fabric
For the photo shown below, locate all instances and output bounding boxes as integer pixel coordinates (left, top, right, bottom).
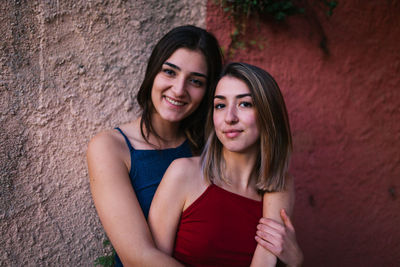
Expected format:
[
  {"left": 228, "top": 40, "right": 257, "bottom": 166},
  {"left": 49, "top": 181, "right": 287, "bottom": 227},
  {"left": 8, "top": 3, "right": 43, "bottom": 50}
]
[{"left": 173, "top": 184, "right": 262, "bottom": 267}]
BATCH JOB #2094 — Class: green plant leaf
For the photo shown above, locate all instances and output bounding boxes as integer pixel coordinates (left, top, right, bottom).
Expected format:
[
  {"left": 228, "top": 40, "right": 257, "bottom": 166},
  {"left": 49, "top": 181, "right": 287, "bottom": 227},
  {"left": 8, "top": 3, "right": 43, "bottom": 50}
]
[
  {"left": 215, "top": 0, "right": 337, "bottom": 56},
  {"left": 94, "top": 255, "right": 115, "bottom": 267},
  {"left": 275, "top": 12, "right": 286, "bottom": 21},
  {"left": 329, "top": 1, "right": 338, "bottom": 8}
]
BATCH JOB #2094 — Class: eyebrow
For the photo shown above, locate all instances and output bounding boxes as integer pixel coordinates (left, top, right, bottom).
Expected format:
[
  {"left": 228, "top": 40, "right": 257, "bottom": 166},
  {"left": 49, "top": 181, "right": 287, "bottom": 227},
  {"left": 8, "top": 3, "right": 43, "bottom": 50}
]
[
  {"left": 164, "top": 62, "right": 207, "bottom": 78},
  {"left": 214, "top": 93, "right": 252, "bottom": 99}
]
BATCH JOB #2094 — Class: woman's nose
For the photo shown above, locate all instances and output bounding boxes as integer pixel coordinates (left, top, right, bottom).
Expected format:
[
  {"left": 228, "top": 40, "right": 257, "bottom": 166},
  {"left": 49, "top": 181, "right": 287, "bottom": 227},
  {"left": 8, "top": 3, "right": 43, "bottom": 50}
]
[
  {"left": 225, "top": 106, "right": 239, "bottom": 124},
  {"left": 171, "top": 77, "right": 186, "bottom": 97}
]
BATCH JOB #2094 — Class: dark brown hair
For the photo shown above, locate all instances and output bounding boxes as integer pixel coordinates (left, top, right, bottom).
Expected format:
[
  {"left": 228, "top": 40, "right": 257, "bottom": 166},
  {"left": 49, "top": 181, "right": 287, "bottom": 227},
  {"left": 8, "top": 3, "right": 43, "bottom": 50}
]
[{"left": 136, "top": 25, "right": 223, "bottom": 153}]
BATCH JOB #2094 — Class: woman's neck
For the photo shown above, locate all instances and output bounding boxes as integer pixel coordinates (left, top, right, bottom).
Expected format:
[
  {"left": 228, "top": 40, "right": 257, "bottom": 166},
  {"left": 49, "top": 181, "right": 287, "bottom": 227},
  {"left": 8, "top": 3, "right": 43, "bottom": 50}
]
[
  {"left": 221, "top": 148, "right": 258, "bottom": 191},
  {"left": 143, "top": 115, "right": 185, "bottom": 149}
]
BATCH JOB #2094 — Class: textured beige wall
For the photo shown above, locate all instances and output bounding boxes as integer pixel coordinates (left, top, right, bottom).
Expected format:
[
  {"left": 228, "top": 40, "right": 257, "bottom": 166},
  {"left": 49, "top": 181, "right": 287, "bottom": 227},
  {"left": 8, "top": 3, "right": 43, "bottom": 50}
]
[{"left": 0, "top": 0, "right": 206, "bottom": 265}]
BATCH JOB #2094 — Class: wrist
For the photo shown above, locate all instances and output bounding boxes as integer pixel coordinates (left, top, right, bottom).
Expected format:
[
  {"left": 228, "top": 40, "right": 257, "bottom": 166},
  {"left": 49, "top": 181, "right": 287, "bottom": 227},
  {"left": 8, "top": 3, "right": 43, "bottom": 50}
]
[{"left": 286, "top": 251, "right": 303, "bottom": 267}]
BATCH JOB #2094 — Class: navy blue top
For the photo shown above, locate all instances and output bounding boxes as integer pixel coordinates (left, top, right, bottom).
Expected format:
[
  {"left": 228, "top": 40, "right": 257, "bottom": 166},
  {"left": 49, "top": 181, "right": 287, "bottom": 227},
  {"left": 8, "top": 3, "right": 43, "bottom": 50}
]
[
  {"left": 115, "top": 127, "right": 192, "bottom": 218},
  {"left": 114, "top": 127, "right": 192, "bottom": 266}
]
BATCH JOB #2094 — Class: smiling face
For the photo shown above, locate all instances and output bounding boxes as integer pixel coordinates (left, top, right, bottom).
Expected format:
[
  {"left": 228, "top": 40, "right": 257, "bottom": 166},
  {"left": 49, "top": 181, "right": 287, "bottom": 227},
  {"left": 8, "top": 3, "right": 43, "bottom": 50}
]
[
  {"left": 151, "top": 48, "right": 208, "bottom": 125},
  {"left": 213, "top": 76, "right": 260, "bottom": 154}
]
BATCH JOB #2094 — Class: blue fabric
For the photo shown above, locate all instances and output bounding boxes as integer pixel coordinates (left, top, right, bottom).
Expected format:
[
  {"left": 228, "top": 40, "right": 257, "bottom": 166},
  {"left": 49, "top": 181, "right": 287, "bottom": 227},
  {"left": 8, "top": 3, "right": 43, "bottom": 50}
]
[{"left": 114, "top": 127, "right": 192, "bottom": 266}]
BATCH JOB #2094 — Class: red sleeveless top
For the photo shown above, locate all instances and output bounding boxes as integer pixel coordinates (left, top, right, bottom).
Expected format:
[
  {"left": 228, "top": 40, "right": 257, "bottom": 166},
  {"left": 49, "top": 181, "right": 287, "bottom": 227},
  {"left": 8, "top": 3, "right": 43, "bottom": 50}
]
[{"left": 173, "top": 184, "right": 262, "bottom": 266}]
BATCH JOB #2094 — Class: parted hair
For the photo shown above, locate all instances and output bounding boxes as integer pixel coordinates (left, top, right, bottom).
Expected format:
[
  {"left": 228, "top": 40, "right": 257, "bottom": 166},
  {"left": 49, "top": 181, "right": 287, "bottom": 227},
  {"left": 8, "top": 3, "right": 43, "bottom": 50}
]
[
  {"left": 201, "top": 62, "right": 292, "bottom": 192},
  {"left": 136, "top": 25, "right": 223, "bottom": 154}
]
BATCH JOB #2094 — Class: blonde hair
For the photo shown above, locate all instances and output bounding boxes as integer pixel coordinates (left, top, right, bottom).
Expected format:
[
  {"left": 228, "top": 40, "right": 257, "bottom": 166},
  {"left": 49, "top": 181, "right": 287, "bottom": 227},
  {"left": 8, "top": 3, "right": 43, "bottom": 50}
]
[{"left": 201, "top": 62, "right": 292, "bottom": 192}]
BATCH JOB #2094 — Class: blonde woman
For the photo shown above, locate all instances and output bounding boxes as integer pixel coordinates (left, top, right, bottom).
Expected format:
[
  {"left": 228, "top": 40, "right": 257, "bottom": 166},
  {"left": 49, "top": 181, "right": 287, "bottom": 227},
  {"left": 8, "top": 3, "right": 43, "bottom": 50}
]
[{"left": 149, "top": 62, "right": 303, "bottom": 266}]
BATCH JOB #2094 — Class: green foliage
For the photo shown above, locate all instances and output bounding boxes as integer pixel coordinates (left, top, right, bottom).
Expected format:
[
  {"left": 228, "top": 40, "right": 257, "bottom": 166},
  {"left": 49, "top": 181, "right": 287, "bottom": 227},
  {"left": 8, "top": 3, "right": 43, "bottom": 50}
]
[
  {"left": 324, "top": 0, "right": 338, "bottom": 16},
  {"left": 94, "top": 239, "right": 116, "bottom": 267},
  {"left": 216, "top": 0, "right": 338, "bottom": 55},
  {"left": 94, "top": 255, "right": 115, "bottom": 267},
  {"left": 218, "top": 0, "right": 302, "bottom": 22},
  {"left": 218, "top": 0, "right": 337, "bottom": 21}
]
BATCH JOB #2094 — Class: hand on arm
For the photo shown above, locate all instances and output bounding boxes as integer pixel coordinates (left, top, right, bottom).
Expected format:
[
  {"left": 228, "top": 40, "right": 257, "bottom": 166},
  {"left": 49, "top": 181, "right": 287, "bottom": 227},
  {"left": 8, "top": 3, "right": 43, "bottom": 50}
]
[
  {"left": 256, "top": 209, "right": 303, "bottom": 267},
  {"left": 87, "top": 132, "right": 182, "bottom": 266},
  {"left": 251, "top": 175, "right": 302, "bottom": 267}
]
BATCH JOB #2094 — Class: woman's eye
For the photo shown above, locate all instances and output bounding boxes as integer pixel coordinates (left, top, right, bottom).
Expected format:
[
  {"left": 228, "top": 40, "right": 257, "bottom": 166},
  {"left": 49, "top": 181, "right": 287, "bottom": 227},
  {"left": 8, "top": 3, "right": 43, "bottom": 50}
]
[
  {"left": 239, "top": 101, "right": 253, "bottom": 108},
  {"left": 162, "top": 68, "right": 175, "bottom": 76},
  {"left": 190, "top": 78, "right": 205, "bottom": 87},
  {"left": 214, "top": 103, "right": 225, "bottom": 109}
]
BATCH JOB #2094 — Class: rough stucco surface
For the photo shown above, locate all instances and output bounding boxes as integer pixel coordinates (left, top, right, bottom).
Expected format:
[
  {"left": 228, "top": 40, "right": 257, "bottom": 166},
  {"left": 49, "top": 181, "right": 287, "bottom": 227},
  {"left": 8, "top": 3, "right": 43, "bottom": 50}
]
[
  {"left": 207, "top": 1, "right": 400, "bottom": 266},
  {"left": 0, "top": 0, "right": 206, "bottom": 265}
]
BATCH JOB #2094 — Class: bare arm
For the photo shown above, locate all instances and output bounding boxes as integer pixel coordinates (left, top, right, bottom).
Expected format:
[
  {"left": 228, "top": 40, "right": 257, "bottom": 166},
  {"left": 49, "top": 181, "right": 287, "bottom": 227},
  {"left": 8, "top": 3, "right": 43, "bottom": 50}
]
[
  {"left": 250, "top": 175, "right": 299, "bottom": 267},
  {"left": 256, "top": 209, "right": 303, "bottom": 267},
  {"left": 148, "top": 159, "right": 191, "bottom": 255},
  {"left": 87, "top": 131, "right": 182, "bottom": 266}
]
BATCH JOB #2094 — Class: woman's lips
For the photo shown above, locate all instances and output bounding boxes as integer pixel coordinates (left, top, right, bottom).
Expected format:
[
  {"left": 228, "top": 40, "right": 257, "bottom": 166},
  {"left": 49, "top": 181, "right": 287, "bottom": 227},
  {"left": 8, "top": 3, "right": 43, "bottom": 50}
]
[
  {"left": 223, "top": 129, "right": 242, "bottom": 138},
  {"left": 164, "top": 96, "right": 185, "bottom": 106}
]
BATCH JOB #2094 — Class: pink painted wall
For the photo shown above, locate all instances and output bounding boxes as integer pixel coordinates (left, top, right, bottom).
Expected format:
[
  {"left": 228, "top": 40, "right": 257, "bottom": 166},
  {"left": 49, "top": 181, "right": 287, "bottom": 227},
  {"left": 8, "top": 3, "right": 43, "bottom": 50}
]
[
  {"left": 0, "top": 1, "right": 207, "bottom": 265},
  {"left": 207, "top": 1, "right": 400, "bottom": 266}
]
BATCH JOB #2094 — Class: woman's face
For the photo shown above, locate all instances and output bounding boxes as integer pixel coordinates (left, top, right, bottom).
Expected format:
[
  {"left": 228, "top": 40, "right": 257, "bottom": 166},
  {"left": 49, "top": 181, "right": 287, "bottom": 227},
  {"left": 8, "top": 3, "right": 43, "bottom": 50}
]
[
  {"left": 151, "top": 48, "right": 208, "bottom": 124},
  {"left": 213, "top": 76, "right": 260, "bottom": 154}
]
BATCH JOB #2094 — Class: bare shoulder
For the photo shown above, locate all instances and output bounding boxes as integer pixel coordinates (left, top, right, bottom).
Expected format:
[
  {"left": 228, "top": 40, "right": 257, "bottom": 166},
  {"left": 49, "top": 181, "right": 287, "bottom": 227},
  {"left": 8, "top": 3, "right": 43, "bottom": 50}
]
[
  {"left": 160, "top": 156, "right": 197, "bottom": 184},
  {"left": 169, "top": 156, "right": 201, "bottom": 172},
  {"left": 86, "top": 125, "right": 136, "bottom": 184},
  {"left": 166, "top": 157, "right": 203, "bottom": 183},
  {"left": 88, "top": 128, "right": 122, "bottom": 146},
  {"left": 87, "top": 120, "right": 140, "bottom": 162},
  {"left": 87, "top": 128, "right": 127, "bottom": 160},
  {"left": 164, "top": 157, "right": 208, "bottom": 208},
  {"left": 164, "top": 158, "right": 199, "bottom": 183}
]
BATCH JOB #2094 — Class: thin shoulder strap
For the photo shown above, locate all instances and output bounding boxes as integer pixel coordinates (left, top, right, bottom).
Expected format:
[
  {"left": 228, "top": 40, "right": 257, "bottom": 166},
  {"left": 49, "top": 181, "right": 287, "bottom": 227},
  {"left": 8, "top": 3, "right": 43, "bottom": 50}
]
[{"left": 115, "top": 127, "right": 134, "bottom": 151}]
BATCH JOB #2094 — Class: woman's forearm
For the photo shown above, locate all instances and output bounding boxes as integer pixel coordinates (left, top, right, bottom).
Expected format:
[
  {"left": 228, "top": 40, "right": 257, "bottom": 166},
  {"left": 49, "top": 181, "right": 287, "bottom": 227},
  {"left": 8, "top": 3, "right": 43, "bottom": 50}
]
[{"left": 250, "top": 245, "right": 277, "bottom": 267}]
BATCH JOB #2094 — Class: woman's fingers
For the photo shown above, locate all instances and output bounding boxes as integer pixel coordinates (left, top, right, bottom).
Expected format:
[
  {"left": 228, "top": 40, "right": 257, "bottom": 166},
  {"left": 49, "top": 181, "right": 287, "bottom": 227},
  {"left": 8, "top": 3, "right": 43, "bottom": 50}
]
[
  {"left": 257, "top": 224, "right": 284, "bottom": 242},
  {"left": 256, "top": 220, "right": 285, "bottom": 256},
  {"left": 280, "top": 209, "right": 295, "bottom": 232},
  {"left": 259, "top": 217, "right": 285, "bottom": 232},
  {"left": 257, "top": 210, "right": 303, "bottom": 266},
  {"left": 254, "top": 235, "right": 282, "bottom": 256},
  {"left": 256, "top": 212, "right": 293, "bottom": 256},
  {"left": 256, "top": 227, "right": 280, "bottom": 243}
]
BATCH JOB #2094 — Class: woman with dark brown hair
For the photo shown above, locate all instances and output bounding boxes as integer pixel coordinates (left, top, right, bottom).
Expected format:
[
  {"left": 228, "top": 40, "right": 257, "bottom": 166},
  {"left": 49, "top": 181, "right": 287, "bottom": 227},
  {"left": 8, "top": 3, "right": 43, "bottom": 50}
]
[{"left": 88, "top": 25, "right": 223, "bottom": 266}]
